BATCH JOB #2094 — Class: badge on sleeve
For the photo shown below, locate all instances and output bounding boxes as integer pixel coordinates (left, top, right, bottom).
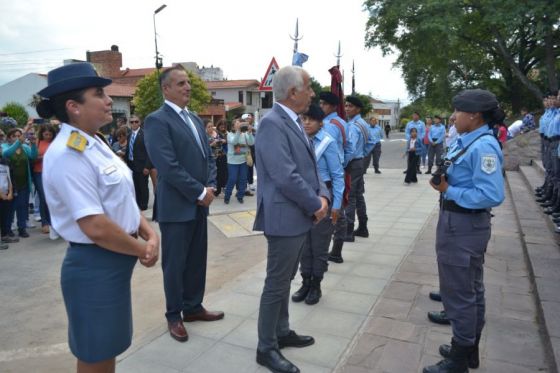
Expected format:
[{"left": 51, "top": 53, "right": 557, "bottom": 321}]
[
  {"left": 67, "top": 131, "right": 88, "bottom": 152},
  {"left": 481, "top": 154, "right": 498, "bottom": 174}
]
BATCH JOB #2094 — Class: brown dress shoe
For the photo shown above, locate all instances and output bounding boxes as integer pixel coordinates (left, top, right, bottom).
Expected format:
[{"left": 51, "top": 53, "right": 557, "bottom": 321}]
[
  {"left": 168, "top": 320, "right": 189, "bottom": 342},
  {"left": 183, "top": 307, "right": 225, "bottom": 322}
]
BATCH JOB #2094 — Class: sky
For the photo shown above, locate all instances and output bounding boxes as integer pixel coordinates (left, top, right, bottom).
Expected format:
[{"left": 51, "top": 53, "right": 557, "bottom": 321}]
[{"left": 0, "top": 0, "right": 409, "bottom": 103}]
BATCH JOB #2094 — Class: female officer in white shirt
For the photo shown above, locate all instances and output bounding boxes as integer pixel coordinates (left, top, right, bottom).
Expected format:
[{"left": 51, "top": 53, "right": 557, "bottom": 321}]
[{"left": 37, "top": 63, "right": 159, "bottom": 373}]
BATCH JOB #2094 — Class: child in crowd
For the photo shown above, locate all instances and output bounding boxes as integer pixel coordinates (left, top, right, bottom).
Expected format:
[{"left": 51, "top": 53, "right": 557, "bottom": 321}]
[{"left": 404, "top": 128, "right": 422, "bottom": 184}]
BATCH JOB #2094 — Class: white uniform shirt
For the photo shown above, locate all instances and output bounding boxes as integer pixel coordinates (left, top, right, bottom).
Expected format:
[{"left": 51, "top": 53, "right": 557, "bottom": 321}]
[{"left": 43, "top": 123, "right": 140, "bottom": 243}]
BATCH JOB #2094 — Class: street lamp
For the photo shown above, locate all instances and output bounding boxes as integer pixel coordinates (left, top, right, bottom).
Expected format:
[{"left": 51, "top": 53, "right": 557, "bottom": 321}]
[{"left": 153, "top": 4, "right": 167, "bottom": 74}]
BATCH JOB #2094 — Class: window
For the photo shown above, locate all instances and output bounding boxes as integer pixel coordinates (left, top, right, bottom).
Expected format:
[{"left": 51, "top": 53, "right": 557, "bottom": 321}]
[
  {"left": 211, "top": 91, "right": 216, "bottom": 96},
  {"left": 238, "top": 91, "right": 244, "bottom": 103},
  {"left": 246, "top": 91, "right": 253, "bottom": 105},
  {"left": 261, "top": 92, "right": 273, "bottom": 109}
]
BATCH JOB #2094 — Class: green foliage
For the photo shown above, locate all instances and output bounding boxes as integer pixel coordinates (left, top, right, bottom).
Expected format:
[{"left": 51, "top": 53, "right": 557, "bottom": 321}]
[
  {"left": 132, "top": 71, "right": 163, "bottom": 120},
  {"left": 310, "top": 76, "right": 323, "bottom": 104},
  {"left": 364, "top": 0, "right": 560, "bottom": 113},
  {"left": 132, "top": 70, "right": 211, "bottom": 119},
  {"left": 187, "top": 70, "right": 211, "bottom": 114},
  {"left": 1, "top": 102, "right": 28, "bottom": 127}
]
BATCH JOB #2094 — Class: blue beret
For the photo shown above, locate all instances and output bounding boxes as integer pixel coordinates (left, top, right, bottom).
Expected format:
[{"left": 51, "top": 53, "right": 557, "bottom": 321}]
[{"left": 452, "top": 89, "right": 498, "bottom": 113}]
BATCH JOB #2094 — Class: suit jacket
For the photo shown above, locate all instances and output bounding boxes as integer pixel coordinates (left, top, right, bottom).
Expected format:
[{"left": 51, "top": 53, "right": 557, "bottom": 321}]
[
  {"left": 253, "top": 103, "right": 329, "bottom": 236},
  {"left": 126, "top": 128, "right": 153, "bottom": 172},
  {"left": 144, "top": 103, "right": 217, "bottom": 222}
]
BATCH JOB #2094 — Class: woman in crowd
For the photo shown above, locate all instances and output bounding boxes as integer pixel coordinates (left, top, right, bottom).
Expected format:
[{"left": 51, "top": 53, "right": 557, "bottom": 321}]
[
  {"left": 37, "top": 62, "right": 159, "bottom": 373},
  {"left": 421, "top": 116, "right": 432, "bottom": 169},
  {"left": 424, "top": 89, "right": 504, "bottom": 373},
  {"left": 224, "top": 118, "right": 254, "bottom": 204},
  {"left": 214, "top": 119, "right": 228, "bottom": 196},
  {"left": 111, "top": 126, "right": 129, "bottom": 160},
  {"left": 2, "top": 125, "right": 38, "bottom": 238},
  {"left": 33, "top": 123, "right": 57, "bottom": 234}
]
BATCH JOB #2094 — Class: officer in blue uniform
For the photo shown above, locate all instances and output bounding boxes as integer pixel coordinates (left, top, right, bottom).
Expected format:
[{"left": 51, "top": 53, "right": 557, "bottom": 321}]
[
  {"left": 364, "top": 116, "right": 383, "bottom": 174},
  {"left": 536, "top": 92, "right": 560, "bottom": 214},
  {"left": 344, "top": 96, "right": 372, "bottom": 242},
  {"left": 405, "top": 112, "right": 426, "bottom": 173},
  {"left": 318, "top": 92, "right": 353, "bottom": 263},
  {"left": 292, "top": 104, "right": 345, "bottom": 305},
  {"left": 423, "top": 89, "right": 505, "bottom": 373},
  {"left": 426, "top": 115, "right": 446, "bottom": 174}
]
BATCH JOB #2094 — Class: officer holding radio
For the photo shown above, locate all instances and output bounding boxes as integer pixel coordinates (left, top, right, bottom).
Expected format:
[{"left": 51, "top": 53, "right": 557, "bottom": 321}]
[{"left": 423, "top": 89, "right": 505, "bottom": 373}]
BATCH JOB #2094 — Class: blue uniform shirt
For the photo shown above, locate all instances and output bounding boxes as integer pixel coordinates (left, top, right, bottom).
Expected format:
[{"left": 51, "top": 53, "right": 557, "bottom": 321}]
[
  {"left": 312, "top": 129, "right": 345, "bottom": 210},
  {"left": 444, "top": 125, "right": 504, "bottom": 209},
  {"left": 550, "top": 108, "right": 560, "bottom": 137},
  {"left": 539, "top": 108, "right": 552, "bottom": 135},
  {"left": 346, "top": 114, "right": 370, "bottom": 162},
  {"left": 405, "top": 120, "right": 426, "bottom": 140},
  {"left": 429, "top": 124, "right": 446, "bottom": 144},
  {"left": 368, "top": 124, "right": 383, "bottom": 146},
  {"left": 323, "top": 112, "right": 354, "bottom": 165},
  {"left": 545, "top": 108, "right": 559, "bottom": 137}
]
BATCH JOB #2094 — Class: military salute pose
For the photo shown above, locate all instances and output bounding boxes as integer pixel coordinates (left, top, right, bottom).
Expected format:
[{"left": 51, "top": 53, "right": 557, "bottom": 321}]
[
  {"left": 423, "top": 89, "right": 505, "bottom": 373},
  {"left": 38, "top": 63, "right": 159, "bottom": 373},
  {"left": 344, "top": 96, "right": 374, "bottom": 241}
]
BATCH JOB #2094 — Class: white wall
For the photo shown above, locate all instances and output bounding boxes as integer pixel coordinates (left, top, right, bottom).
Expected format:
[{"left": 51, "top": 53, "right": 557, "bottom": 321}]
[{"left": 0, "top": 73, "right": 47, "bottom": 117}]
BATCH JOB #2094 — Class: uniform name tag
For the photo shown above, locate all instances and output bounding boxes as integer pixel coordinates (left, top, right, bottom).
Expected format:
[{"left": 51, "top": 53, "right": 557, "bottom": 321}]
[
  {"left": 481, "top": 154, "right": 497, "bottom": 174},
  {"left": 66, "top": 131, "right": 88, "bottom": 152},
  {"left": 103, "top": 165, "right": 117, "bottom": 175}
]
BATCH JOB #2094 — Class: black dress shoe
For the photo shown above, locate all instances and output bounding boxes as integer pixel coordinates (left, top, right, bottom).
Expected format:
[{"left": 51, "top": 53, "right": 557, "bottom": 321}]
[
  {"left": 278, "top": 331, "right": 315, "bottom": 349},
  {"left": 536, "top": 197, "right": 548, "bottom": 203},
  {"left": 428, "top": 310, "right": 450, "bottom": 325},
  {"left": 256, "top": 349, "right": 299, "bottom": 373},
  {"left": 541, "top": 201, "right": 554, "bottom": 207},
  {"left": 553, "top": 212, "right": 560, "bottom": 218},
  {"left": 429, "top": 291, "right": 442, "bottom": 302},
  {"left": 327, "top": 254, "right": 343, "bottom": 263},
  {"left": 375, "top": 170, "right": 381, "bottom": 174}
]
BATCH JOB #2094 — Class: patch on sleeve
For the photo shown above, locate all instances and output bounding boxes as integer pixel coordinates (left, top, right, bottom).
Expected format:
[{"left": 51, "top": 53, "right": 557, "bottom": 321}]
[{"left": 481, "top": 154, "right": 498, "bottom": 174}]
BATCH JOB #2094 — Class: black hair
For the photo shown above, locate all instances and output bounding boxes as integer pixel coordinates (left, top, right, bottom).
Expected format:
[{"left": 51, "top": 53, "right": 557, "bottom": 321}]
[
  {"left": 410, "top": 128, "right": 417, "bottom": 133},
  {"left": 159, "top": 66, "right": 187, "bottom": 88},
  {"left": 482, "top": 107, "right": 505, "bottom": 127},
  {"left": 36, "top": 88, "right": 87, "bottom": 123}
]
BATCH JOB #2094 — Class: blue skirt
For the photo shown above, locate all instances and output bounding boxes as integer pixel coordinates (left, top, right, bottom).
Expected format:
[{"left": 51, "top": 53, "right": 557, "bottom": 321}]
[{"left": 61, "top": 243, "right": 137, "bottom": 363}]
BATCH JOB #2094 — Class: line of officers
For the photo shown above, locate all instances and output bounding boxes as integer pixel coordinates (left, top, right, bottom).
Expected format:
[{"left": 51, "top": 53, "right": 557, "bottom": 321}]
[
  {"left": 290, "top": 92, "right": 383, "bottom": 306},
  {"left": 534, "top": 91, "right": 560, "bottom": 230}
]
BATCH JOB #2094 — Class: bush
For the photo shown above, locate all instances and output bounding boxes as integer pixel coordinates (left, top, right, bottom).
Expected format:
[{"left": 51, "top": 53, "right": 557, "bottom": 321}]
[{"left": 1, "top": 102, "right": 29, "bottom": 127}]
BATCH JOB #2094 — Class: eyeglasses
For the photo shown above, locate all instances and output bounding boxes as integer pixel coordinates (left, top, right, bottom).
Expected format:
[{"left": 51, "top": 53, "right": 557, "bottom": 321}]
[{"left": 130, "top": 120, "right": 140, "bottom": 124}]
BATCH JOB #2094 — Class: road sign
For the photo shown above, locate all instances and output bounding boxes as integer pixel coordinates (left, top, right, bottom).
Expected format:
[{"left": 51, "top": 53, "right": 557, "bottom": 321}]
[{"left": 259, "top": 57, "right": 279, "bottom": 91}]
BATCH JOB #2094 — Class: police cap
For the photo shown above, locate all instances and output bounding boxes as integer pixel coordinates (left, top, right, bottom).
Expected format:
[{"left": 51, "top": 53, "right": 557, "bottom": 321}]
[
  {"left": 452, "top": 89, "right": 498, "bottom": 113},
  {"left": 345, "top": 95, "right": 364, "bottom": 109},
  {"left": 319, "top": 92, "right": 339, "bottom": 106}
]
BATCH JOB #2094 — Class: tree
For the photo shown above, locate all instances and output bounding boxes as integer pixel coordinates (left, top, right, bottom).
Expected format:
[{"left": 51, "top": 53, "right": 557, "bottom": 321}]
[
  {"left": 1, "top": 102, "right": 28, "bottom": 127},
  {"left": 132, "top": 70, "right": 211, "bottom": 119},
  {"left": 364, "top": 0, "right": 560, "bottom": 112}
]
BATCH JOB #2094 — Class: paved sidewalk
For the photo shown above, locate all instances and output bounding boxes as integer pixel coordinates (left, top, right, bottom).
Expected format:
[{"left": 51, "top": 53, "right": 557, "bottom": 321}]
[
  {"left": 117, "top": 169, "right": 439, "bottom": 372},
  {"left": 117, "top": 169, "right": 549, "bottom": 372},
  {"left": 336, "top": 180, "right": 549, "bottom": 372}
]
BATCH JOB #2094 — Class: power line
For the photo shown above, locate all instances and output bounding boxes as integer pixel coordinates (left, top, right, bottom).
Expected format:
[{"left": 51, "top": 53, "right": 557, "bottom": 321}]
[{"left": 0, "top": 47, "right": 78, "bottom": 57}]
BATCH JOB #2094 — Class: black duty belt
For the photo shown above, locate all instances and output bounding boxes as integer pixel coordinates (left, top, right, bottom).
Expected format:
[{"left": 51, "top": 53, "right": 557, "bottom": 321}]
[
  {"left": 540, "top": 133, "right": 544, "bottom": 138},
  {"left": 550, "top": 136, "right": 560, "bottom": 141},
  {"left": 441, "top": 200, "right": 488, "bottom": 214},
  {"left": 325, "top": 180, "right": 333, "bottom": 189}
]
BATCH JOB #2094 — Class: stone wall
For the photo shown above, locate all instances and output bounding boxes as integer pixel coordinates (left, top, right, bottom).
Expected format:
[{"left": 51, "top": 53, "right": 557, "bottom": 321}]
[{"left": 503, "top": 130, "right": 541, "bottom": 171}]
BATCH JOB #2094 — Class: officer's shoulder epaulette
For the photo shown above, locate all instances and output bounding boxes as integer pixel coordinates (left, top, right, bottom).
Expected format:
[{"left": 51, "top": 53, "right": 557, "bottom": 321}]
[{"left": 66, "top": 131, "right": 88, "bottom": 152}]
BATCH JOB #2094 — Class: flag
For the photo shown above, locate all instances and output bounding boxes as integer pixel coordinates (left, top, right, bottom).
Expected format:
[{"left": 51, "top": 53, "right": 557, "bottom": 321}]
[
  {"left": 292, "top": 52, "right": 309, "bottom": 67},
  {"left": 329, "top": 65, "right": 345, "bottom": 120}
]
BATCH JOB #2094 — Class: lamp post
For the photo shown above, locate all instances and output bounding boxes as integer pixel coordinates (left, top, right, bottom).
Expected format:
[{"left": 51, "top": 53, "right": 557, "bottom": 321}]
[{"left": 153, "top": 4, "right": 167, "bottom": 77}]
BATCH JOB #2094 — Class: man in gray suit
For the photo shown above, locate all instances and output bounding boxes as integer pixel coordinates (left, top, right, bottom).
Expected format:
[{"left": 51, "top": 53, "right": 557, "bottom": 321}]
[
  {"left": 253, "top": 66, "right": 330, "bottom": 373},
  {"left": 144, "top": 66, "right": 224, "bottom": 343}
]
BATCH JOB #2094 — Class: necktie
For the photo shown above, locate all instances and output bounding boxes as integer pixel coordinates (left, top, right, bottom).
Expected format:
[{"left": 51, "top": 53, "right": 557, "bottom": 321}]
[
  {"left": 181, "top": 110, "right": 206, "bottom": 158},
  {"left": 128, "top": 131, "right": 136, "bottom": 161}
]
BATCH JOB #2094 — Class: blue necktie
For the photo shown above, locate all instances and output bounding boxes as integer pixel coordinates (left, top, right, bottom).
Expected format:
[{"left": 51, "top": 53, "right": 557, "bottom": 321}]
[
  {"left": 128, "top": 131, "right": 136, "bottom": 161},
  {"left": 181, "top": 110, "right": 205, "bottom": 158}
]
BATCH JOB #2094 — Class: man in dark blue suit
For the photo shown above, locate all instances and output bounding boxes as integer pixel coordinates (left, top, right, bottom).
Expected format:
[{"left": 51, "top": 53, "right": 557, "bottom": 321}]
[
  {"left": 144, "top": 66, "right": 223, "bottom": 343},
  {"left": 253, "top": 66, "right": 330, "bottom": 373}
]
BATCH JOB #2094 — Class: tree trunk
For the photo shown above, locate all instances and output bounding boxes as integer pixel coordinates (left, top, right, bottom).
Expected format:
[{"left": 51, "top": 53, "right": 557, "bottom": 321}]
[{"left": 543, "top": 18, "right": 559, "bottom": 93}]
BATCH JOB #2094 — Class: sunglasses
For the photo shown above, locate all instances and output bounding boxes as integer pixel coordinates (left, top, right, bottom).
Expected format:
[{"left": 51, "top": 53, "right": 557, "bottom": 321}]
[{"left": 130, "top": 120, "right": 140, "bottom": 124}]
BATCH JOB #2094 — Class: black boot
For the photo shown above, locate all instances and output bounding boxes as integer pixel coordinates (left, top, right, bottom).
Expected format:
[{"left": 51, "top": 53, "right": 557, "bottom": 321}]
[
  {"left": 428, "top": 310, "right": 450, "bottom": 325},
  {"left": 305, "top": 277, "right": 322, "bottom": 305},
  {"left": 425, "top": 167, "right": 432, "bottom": 174},
  {"left": 439, "top": 334, "right": 480, "bottom": 369},
  {"left": 343, "top": 225, "right": 355, "bottom": 242},
  {"left": 423, "top": 340, "right": 470, "bottom": 373},
  {"left": 353, "top": 221, "right": 369, "bottom": 238},
  {"left": 328, "top": 240, "right": 344, "bottom": 263},
  {"left": 291, "top": 275, "right": 311, "bottom": 302},
  {"left": 429, "top": 291, "right": 442, "bottom": 302}
]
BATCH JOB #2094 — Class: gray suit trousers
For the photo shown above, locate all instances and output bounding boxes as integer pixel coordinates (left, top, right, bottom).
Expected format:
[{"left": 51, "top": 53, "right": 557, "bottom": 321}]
[{"left": 257, "top": 233, "right": 307, "bottom": 351}]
